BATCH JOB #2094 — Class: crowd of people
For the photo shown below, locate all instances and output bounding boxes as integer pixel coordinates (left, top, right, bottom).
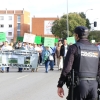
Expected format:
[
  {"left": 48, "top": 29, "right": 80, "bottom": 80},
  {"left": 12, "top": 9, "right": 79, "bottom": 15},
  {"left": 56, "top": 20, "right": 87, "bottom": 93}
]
[
  {"left": 0, "top": 39, "right": 67, "bottom": 73},
  {"left": 0, "top": 39, "right": 100, "bottom": 73}
]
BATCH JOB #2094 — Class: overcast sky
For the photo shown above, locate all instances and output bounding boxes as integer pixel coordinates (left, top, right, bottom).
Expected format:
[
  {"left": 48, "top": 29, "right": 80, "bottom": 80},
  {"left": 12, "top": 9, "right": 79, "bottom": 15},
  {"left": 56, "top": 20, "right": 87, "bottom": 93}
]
[{"left": 0, "top": 0, "right": 100, "bottom": 30}]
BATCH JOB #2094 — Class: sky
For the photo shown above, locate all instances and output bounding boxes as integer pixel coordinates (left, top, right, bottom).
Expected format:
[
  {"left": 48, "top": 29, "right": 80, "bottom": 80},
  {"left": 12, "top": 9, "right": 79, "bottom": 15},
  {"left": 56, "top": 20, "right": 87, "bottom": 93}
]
[{"left": 0, "top": 0, "right": 100, "bottom": 30}]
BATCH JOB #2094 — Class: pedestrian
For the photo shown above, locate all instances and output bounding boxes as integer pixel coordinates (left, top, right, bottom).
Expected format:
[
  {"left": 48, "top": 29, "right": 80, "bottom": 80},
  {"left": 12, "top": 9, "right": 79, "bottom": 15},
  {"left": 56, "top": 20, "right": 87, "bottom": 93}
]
[
  {"left": 60, "top": 39, "right": 68, "bottom": 66},
  {"left": 17, "top": 42, "right": 25, "bottom": 72},
  {"left": 57, "top": 26, "right": 100, "bottom": 100},
  {"left": 42, "top": 46, "right": 51, "bottom": 73},
  {"left": 1, "top": 41, "right": 13, "bottom": 72},
  {"left": 50, "top": 44, "right": 56, "bottom": 65},
  {"left": 49, "top": 47, "right": 54, "bottom": 71},
  {"left": 55, "top": 42, "right": 63, "bottom": 70},
  {"left": 33, "top": 43, "right": 42, "bottom": 72}
]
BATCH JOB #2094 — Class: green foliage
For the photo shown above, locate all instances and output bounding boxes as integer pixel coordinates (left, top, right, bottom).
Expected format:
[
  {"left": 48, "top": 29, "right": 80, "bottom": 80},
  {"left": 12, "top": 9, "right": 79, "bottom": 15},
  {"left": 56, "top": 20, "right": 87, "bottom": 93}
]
[
  {"left": 52, "top": 18, "right": 67, "bottom": 38},
  {"left": 51, "top": 12, "right": 86, "bottom": 38},
  {"left": 79, "top": 12, "right": 91, "bottom": 29},
  {"left": 79, "top": 12, "right": 86, "bottom": 19},
  {"left": 88, "top": 31, "right": 100, "bottom": 42}
]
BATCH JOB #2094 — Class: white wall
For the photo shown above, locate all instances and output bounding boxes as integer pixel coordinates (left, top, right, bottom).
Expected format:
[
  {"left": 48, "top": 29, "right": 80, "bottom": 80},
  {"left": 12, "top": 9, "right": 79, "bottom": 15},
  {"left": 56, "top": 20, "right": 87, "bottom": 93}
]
[{"left": 0, "top": 14, "right": 14, "bottom": 41}]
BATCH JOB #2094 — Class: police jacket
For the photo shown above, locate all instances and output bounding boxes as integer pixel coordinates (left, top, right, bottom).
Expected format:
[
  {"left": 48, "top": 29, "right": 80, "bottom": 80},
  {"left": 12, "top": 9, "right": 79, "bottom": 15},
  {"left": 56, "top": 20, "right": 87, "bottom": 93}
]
[{"left": 57, "top": 39, "right": 100, "bottom": 88}]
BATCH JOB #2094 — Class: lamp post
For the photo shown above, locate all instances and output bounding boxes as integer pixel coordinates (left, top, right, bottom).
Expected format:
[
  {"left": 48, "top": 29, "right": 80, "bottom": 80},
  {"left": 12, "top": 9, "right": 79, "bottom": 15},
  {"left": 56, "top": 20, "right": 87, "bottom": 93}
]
[
  {"left": 85, "top": 9, "right": 93, "bottom": 18},
  {"left": 67, "top": 0, "right": 69, "bottom": 37}
]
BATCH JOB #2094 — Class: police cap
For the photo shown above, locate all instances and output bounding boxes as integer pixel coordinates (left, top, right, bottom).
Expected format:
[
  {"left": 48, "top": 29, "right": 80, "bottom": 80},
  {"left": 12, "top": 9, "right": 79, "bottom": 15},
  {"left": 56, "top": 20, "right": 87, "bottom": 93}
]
[{"left": 74, "top": 26, "right": 88, "bottom": 37}]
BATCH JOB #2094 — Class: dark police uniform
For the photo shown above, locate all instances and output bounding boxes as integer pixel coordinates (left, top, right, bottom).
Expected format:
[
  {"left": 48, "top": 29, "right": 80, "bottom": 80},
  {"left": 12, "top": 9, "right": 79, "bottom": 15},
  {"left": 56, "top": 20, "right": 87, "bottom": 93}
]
[{"left": 57, "top": 26, "right": 100, "bottom": 100}]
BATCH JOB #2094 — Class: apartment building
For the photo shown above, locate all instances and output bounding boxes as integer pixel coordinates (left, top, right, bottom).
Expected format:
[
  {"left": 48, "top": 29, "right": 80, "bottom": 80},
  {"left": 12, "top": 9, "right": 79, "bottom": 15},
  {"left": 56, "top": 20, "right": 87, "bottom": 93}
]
[
  {"left": 32, "top": 17, "right": 58, "bottom": 37},
  {"left": 0, "top": 9, "right": 30, "bottom": 42}
]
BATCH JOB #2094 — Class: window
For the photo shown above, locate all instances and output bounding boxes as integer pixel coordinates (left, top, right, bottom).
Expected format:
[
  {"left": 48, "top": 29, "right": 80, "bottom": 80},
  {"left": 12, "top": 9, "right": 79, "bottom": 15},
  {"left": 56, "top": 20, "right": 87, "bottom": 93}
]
[
  {"left": 17, "top": 23, "right": 20, "bottom": 30},
  {"left": 9, "top": 24, "right": 12, "bottom": 28},
  {"left": 0, "top": 24, "right": 4, "bottom": 28},
  {"left": 17, "top": 15, "right": 21, "bottom": 22},
  {"left": 0, "top": 16, "right": 4, "bottom": 20},
  {"left": 17, "top": 31, "right": 20, "bottom": 36},
  {"left": 8, "top": 16, "right": 12, "bottom": 20},
  {"left": 8, "top": 32, "right": 12, "bottom": 36}
]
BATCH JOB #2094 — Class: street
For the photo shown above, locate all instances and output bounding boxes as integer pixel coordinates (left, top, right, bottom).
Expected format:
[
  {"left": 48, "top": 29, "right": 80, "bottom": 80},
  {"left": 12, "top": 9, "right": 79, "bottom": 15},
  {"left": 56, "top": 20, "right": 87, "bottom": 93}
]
[{"left": 0, "top": 66, "right": 68, "bottom": 100}]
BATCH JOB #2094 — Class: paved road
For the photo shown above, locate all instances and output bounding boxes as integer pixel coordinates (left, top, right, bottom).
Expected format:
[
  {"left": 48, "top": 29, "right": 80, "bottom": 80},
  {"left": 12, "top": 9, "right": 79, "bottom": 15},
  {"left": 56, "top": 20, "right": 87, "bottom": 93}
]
[{"left": 0, "top": 66, "right": 68, "bottom": 100}]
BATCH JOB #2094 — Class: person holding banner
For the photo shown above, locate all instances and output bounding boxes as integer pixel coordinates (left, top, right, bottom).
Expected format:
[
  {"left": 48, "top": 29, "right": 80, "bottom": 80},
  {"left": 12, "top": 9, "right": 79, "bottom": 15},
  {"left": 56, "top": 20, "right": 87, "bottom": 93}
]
[
  {"left": 15, "top": 40, "right": 22, "bottom": 49},
  {"left": 31, "top": 43, "right": 41, "bottom": 72},
  {"left": 1, "top": 41, "right": 13, "bottom": 72},
  {"left": 28, "top": 43, "right": 34, "bottom": 51},
  {"left": 17, "top": 43, "right": 28, "bottom": 72},
  {"left": 22, "top": 42, "right": 29, "bottom": 50}
]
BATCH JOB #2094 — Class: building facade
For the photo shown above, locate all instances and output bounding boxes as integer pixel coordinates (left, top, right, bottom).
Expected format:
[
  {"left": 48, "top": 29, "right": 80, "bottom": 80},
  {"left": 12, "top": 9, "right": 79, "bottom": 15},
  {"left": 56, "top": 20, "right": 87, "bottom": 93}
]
[
  {"left": 0, "top": 9, "right": 30, "bottom": 42},
  {"left": 32, "top": 17, "right": 58, "bottom": 37}
]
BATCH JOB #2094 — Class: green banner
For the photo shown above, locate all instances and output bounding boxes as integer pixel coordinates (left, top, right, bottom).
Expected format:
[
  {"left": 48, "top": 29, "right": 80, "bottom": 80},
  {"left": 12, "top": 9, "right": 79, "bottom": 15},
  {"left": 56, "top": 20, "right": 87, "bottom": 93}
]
[
  {"left": 0, "top": 32, "right": 6, "bottom": 42},
  {"left": 55, "top": 38, "right": 58, "bottom": 43},
  {"left": 17, "top": 37, "right": 23, "bottom": 42},
  {"left": 67, "top": 37, "right": 75, "bottom": 45},
  {"left": 35, "top": 36, "right": 41, "bottom": 44},
  {"left": 44, "top": 37, "right": 55, "bottom": 47}
]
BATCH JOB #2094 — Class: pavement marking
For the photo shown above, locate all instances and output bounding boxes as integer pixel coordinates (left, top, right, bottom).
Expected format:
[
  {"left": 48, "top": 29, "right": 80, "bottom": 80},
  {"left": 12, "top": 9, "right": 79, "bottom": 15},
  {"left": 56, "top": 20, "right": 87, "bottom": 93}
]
[{"left": 17, "top": 74, "right": 29, "bottom": 80}]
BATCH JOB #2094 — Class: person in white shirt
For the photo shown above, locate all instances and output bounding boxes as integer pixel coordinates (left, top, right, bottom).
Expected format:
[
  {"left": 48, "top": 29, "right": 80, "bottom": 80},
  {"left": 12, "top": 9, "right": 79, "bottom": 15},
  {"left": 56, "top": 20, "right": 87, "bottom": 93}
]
[
  {"left": 34, "top": 44, "right": 41, "bottom": 52},
  {"left": 28, "top": 43, "right": 34, "bottom": 51},
  {"left": 22, "top": 42, "right": 28, "bottom": 50},
  {"left": 1, "top": 41, "right": 13, "bottom": 73},
  {"left": 31, "top": 43, "right": 42, "bottom": 72}
]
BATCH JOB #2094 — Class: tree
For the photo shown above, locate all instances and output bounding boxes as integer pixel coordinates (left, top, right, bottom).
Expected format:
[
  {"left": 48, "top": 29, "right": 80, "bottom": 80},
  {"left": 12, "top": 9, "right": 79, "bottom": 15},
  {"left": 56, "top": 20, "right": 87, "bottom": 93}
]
[
  {"left": 79, "top": 12, "right": 86, "bottom": 19},
  {"left": 79, "top": 12, "right": 91, "bottom": 29},
  {"left": 88, "top": 31, "right": 100, "bottom": 42},
  {"left": 51, "top": 12, "right": 86, "bottom": 38}
]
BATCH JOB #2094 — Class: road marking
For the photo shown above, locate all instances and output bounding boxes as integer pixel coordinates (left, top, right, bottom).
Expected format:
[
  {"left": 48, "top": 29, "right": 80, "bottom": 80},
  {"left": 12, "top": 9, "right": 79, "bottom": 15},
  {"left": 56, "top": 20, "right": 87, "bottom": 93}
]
[{"left": 17, "top": 74, "right": 29, "bottom": 79}]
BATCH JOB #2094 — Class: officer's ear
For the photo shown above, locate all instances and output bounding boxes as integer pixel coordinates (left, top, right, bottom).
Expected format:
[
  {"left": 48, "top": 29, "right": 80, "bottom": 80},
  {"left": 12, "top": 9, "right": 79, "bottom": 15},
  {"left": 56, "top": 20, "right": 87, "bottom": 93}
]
[{"left": 74, "top": 34, "right": 79, "bottom": 41}]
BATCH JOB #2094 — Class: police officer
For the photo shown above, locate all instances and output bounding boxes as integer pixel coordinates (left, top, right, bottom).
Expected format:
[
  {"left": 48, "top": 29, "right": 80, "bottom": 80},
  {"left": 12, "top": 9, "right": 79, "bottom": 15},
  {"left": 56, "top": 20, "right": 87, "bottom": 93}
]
[{"left": 57, "top": 26, "right": 100, "bottom": 100}]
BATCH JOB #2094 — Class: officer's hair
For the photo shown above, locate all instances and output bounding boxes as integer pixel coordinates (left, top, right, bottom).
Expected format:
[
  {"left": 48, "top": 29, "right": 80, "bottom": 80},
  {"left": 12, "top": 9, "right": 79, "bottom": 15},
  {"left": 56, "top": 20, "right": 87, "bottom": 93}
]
[{"left": 79, "top": 30, "right": 89, "bottom": 39}]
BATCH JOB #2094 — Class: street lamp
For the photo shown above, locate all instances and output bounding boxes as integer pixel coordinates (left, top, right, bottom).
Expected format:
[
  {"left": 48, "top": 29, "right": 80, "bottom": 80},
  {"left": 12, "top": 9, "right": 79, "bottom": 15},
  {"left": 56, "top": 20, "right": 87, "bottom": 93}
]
[
  {"left": 67, "top": 0, "right": 69, "bottom": 37},
  {"left": 85, "top": 9, "right": 93, "bottom": 18}
]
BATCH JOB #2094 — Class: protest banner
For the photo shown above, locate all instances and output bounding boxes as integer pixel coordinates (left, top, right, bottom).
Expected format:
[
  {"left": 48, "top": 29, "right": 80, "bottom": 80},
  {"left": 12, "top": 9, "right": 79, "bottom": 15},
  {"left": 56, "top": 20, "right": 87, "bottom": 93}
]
[
  {"left": 0, "top": 32, "right": 6, "bottom": 42},
  {"left": 23, "top": 33, "right": 35, "bottom": 43},
  {"left": 44, "top": 37, "right": 55, "bottom": 47},
  {"left": 0, "top": 50, "right": 38, "bottom": 68},
  {"left": 67, "top": 37, "right": 75, "bottom": 45},
  {"left": 34, "top": 36, "right": 42, "bottom": 44},
  {"left": 55, "top": 38, "right": 58, "bottom": 43}
]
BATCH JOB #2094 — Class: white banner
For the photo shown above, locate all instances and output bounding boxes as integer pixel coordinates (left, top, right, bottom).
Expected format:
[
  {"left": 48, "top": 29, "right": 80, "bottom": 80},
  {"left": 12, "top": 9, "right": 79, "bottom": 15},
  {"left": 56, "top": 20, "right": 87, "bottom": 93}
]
[
  {"left": 0, "top": 50, "right": 38, "bottom": 68},
  {"left": 23, "top": 33, "right": 35, "bottom": 43},
  {"left": 44, "top": 20, "right": 54, "bottom": 35}
]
